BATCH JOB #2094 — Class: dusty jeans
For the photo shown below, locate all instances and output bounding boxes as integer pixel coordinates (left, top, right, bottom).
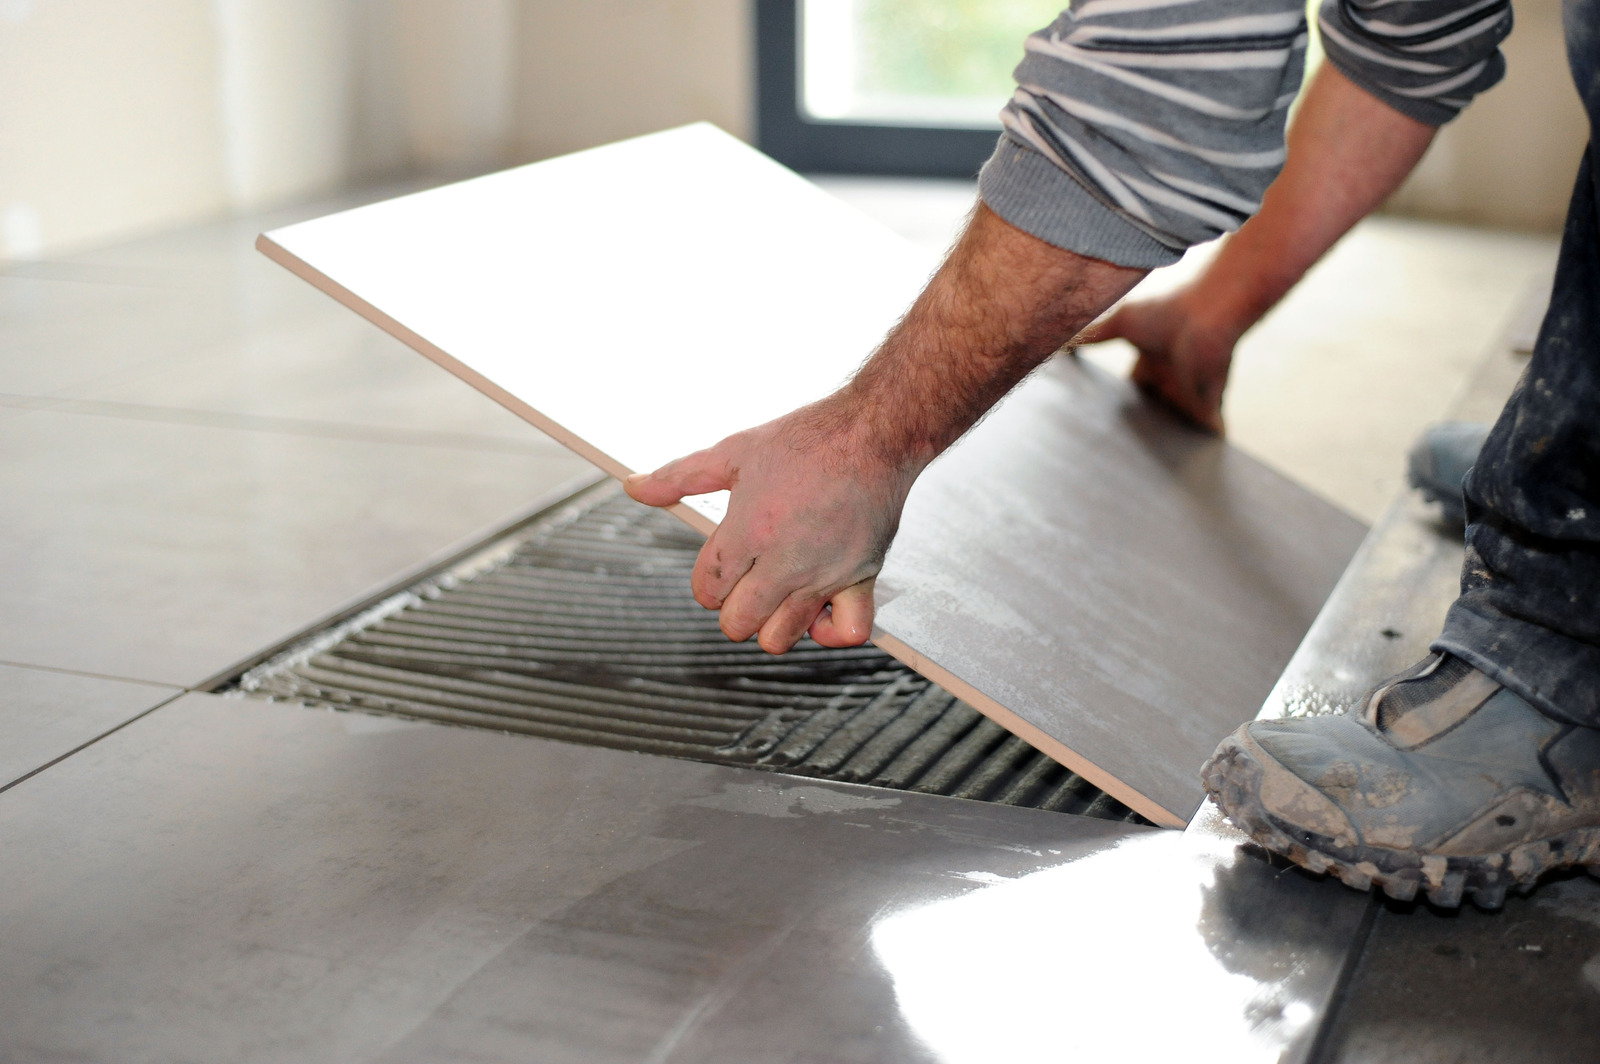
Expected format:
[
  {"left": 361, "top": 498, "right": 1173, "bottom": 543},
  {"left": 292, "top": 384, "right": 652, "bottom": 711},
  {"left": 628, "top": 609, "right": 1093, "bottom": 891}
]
[{"left": 1434, "top": 0, "right": 1600, "bottom": 726}]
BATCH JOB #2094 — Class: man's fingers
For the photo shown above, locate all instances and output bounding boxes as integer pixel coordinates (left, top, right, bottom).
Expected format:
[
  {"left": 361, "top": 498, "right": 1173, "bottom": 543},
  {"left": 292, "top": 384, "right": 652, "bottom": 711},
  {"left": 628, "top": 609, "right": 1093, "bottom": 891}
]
[
  {"left": 808, "top": 579, "right": 876, "bottom": 648},
  {"left": 689, "top": 528, "right": 753, "bottom": 610},
  {"left": 1074, "top": 308, "right": 1125, "bottom": 347},
  {"left": 716, "top": 565, "right": 795, "bottom": 645},
  {"left": 623, "top": 450, "right": 733, "bottom": 508},
  {"left": 1133, "top": 352, "right": 1224, "bottom": 435},
  {"left": 756, "top": 588, "right": 830, "bottom": 655}
]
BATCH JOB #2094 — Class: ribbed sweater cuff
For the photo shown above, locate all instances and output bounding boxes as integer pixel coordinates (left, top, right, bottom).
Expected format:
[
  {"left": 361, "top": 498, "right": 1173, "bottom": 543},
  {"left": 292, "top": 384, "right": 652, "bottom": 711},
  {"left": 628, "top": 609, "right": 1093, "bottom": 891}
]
[{"left": 978, "top": 136, "right": 1184, "bottom": 269}]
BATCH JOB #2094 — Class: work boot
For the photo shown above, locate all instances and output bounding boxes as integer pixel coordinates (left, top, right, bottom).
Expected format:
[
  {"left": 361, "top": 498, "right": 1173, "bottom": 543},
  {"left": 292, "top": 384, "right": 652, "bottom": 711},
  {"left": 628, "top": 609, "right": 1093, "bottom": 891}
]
[
  {"left": 1406, "top": 421, "right": 1489, "bottom": 526},
  {"left": 1202, "top": 652, "right": 1600, "bottom": 909}
]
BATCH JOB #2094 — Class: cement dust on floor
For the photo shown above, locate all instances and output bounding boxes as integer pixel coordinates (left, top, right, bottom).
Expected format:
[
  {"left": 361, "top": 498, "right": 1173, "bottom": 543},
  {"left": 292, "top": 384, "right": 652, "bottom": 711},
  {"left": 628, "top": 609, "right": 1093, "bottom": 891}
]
[{"left": 812, "top": 176, "right": 1561, "bottom": 525}]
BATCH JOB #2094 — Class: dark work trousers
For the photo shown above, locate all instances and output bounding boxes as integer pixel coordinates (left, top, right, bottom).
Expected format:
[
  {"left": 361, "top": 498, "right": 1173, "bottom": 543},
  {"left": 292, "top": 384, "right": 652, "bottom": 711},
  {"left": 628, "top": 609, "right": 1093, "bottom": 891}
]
[{"left": 1435, "top": 0, "right": 1600, "bottom": 726}]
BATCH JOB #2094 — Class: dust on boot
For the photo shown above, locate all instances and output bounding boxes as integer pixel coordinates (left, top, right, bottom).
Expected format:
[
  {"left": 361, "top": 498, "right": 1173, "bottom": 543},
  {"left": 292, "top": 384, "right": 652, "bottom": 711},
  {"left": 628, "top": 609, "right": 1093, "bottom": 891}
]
[{"left": 1202, "top": 652, "right": 1600, "bottom": 909}]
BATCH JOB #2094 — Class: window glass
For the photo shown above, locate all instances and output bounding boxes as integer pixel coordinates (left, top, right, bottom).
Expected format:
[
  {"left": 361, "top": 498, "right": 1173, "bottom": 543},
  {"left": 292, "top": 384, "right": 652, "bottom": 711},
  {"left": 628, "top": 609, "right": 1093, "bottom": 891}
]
[{"left": 802, "top": 0, "right": 1065, "bottom": 128}]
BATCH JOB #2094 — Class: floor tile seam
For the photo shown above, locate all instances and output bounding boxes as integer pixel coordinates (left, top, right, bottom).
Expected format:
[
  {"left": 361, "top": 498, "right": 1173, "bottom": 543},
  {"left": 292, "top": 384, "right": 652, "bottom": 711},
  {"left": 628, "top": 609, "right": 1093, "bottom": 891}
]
[
  {"left": 0, "top": 691, "right": 184, "bottom": 798},
  {"left": 0, "top": 392, "right": 554, "bottom": 454},
  {"left": 1302, "top": 893, "right": 1384, "bottom": 1064},
  {"left": 0, "top": 658, "right": 185, "bottom": 691}
]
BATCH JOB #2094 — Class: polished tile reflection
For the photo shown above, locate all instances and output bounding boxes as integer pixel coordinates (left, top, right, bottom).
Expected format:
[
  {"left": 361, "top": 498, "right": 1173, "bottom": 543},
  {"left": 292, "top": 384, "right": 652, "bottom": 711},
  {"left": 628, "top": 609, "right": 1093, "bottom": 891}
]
[{"left": 874, "top": 805, "right": 1363, "bottom": 1064}]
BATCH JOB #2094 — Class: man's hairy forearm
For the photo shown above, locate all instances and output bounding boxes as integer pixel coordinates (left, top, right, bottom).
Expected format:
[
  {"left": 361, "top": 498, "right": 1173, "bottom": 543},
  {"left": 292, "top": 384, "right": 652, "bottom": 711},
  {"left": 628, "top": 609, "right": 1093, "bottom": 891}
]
[{"left": 819, "top": 203, "right": 1145, "bottom": 470}]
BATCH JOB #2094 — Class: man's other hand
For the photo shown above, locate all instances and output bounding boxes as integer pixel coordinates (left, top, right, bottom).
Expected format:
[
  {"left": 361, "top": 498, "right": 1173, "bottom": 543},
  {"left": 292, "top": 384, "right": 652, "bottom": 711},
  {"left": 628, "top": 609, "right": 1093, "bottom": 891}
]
[
  {"left": 625, "top": 395, "right": 918, "bottom": 655},
  {"left": 1078, "top": 291, "right": 1237, "bottom": 435}
]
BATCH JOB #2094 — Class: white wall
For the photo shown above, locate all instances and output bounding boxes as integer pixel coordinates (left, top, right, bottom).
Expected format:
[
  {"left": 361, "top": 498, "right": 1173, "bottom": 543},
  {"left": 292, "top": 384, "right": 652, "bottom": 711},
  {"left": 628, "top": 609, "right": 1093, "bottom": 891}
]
[
  {"left": 394, "top": 0, "right": 516, "bottom": 173},
  {"left": 0, "top": 0, "right": 229, "bottom": 261},
  {"left": 214, "top": 0, "right": 355, "bottom": 211},
  {"left": 513, "top": 0, "right": 753, "bottom": 162},
  {"left": 1386, "top": 0, "right": 1587, "bottom": 231},
  {"left": 0, "top": 0, "right": 520, "bottom": 263}
]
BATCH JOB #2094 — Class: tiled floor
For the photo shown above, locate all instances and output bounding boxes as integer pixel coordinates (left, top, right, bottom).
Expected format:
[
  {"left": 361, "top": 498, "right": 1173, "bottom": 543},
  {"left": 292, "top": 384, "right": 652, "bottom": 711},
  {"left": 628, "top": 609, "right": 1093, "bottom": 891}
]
[
  {"left": 0, "top": 189, "right": 594, "bottom": 696},
  {"left": 0, "top": 691, "right": 1147, "bottom": 1064},
  {"left": 0, "top": 405, "right": 592, "bottom": 685},
  {"left": 0, "top": 662, "right": 178, "bottom": 789}
]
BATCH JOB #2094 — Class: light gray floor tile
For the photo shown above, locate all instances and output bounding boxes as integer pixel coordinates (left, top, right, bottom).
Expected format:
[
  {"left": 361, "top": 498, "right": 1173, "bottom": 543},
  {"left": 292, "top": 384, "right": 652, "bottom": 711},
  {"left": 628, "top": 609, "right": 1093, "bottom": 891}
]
[
  {"left": 0, "top": 692, "right": 1145, "bottom": 1064},
  {"left": 0, "top": 663, "right": 178, "bottom": 789},
  {"left": 0, "top": 406, "right": 593, "bottom": 686},
  {"left": 0, "top": 271, "right": 241, "bottom": 398}
]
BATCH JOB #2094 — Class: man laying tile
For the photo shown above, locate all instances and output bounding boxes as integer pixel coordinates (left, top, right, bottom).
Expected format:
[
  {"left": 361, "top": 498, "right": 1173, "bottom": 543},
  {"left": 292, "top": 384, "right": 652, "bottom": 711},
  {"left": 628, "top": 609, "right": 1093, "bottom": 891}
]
[{"left": 626, "top": 0, "right": 1600, "bottom": 907}]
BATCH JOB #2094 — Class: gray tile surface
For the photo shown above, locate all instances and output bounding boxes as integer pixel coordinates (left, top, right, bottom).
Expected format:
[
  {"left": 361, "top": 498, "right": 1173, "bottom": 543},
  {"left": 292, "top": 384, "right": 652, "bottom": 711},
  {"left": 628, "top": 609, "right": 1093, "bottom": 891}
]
[
  {"left": 0, "top": 663, "right": 178, "bottom": 788},
  {"left": 1319, "top": 875, "right": 1600, "bottom": 1064},
  {"left": 0, "top": 189, "right": 596, "bottom": 688},
  {"left": 876, "top": 355, "right": 1368, "bottom": 825},
  {"left": 0, "top": 405, "right": 592, "bottom": 686},
  {"left": 0, "top": 693, "right": 1150, "bottom": 1064}
]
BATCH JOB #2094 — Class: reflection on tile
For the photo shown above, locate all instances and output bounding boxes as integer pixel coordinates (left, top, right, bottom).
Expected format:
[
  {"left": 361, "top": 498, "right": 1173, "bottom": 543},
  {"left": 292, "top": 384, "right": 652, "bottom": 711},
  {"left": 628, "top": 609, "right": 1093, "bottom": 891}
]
[
  {"left": 0, "top": 693, "right": 1143, "bottom": 1063},
  {"left": 0, "top": 407, "right": 593, "bottom": 686},
  {"left": 876, "top": 801, "right": 1372, "bottom": 1064},
  {"left": 0, "top": 663, "right": 177, "bottom": 788}
]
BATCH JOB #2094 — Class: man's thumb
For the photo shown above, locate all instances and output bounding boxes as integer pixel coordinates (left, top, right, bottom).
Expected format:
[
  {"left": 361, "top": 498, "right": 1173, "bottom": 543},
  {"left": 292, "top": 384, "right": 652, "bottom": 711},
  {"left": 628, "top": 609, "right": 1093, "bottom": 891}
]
[{"left": 623, "top": 450, "right": 733, "bottom": 508}]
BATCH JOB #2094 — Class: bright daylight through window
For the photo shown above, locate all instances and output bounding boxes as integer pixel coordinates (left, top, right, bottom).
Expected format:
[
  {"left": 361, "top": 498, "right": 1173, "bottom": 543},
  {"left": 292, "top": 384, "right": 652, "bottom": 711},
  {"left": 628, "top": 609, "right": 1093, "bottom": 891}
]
[{"left": 801, "top": 0, "right": 1065, "bottom": 128}]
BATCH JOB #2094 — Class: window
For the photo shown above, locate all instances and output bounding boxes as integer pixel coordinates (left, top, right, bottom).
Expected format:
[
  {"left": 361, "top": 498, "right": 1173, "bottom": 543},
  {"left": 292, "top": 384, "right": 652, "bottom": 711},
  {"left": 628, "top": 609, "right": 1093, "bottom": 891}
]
[{"left": 757, "top": 0, "right": 1065, "bottom": 176}]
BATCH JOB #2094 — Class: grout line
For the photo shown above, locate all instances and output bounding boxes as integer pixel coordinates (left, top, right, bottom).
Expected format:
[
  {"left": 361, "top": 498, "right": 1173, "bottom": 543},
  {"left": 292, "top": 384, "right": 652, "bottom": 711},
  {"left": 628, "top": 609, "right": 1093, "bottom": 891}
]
[
  {"left": 0, "top": 658, "right": 184, "bottom": 690},
  {"left": 0, "top": 692, "right": 185, "bottom": 797},
  {"left": 0, "top": 392, "right": 563, "bottom": 455},
  {"left": 1300, "top": 894, "right": 1383, "bottom": 1064}
]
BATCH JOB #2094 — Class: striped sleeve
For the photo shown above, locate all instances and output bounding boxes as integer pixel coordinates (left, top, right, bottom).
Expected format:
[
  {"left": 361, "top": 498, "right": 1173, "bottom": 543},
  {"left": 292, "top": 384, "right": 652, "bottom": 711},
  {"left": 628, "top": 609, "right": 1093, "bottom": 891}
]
[
  {"left": 1318, "top": 0, "right": 1512, "bottom": 126},
  {"left": 979, "top": 0, "right": 1311, "bottom": 268}
]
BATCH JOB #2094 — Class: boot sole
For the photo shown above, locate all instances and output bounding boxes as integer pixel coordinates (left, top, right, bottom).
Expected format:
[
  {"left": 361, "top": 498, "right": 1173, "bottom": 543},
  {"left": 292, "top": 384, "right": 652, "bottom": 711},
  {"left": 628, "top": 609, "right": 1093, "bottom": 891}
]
[{"left": 1201, "top": 733, "right": 1600, "bottom": 910}]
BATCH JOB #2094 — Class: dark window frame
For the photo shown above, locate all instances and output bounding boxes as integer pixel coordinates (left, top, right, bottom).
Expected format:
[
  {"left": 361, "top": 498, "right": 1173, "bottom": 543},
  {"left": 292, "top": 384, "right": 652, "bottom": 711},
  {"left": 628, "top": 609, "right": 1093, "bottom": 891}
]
[{"left": 754, "top": 0, "right": 1004, "bottom": 177}]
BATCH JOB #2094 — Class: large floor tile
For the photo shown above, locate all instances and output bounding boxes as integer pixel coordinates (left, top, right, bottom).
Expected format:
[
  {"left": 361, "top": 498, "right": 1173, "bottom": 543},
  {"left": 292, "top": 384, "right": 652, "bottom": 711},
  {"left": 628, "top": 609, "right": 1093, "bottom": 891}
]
[
  {"left": 0, "top": 406, "right": 593, "bottom": 686},
  {"left": 0, "top": 692, "right": 1145, "bottom": 1064},
  {"left": 0, "top": 270, "right": 244, "bottom": 398},
  {"left": 0, "top": 663, "right": 178, "bottom": 789}
]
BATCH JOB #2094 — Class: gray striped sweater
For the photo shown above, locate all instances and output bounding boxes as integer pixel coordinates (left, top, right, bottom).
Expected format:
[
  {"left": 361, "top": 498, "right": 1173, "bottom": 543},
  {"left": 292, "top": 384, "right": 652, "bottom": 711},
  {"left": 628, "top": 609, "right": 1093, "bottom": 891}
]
[{"left": 980, "top": 0, "right": 1512, "bottom": 267}]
